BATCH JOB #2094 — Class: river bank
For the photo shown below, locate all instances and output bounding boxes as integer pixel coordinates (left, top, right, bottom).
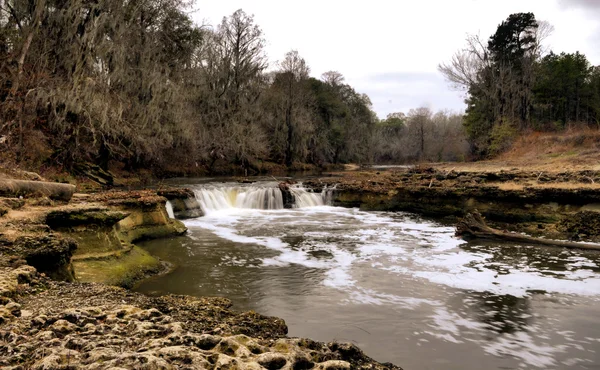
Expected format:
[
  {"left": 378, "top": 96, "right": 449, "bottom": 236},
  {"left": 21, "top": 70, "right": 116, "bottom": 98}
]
[
  {"left": 2, "top": 163, "right": 600, "bottom": 368},
  {"left": 305, "top": 165, "right": 600, "bottom": 243},
  {"left": 0, "top": 170, "right": 400, "bottom": 369}
]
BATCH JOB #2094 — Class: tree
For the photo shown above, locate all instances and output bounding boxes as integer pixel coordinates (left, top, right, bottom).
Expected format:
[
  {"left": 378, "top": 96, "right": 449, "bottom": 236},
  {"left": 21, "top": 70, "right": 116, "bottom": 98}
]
[
  {"left": 407, "top": 107, "right": 432, "bottom": 159},
  {"left": 439, "top": 13, "right": 542, "bottom": 157},
  {"left": 263, "top": 50, "right": 313, "bottom": 165},
  {"left": 321, "top": 71, "right": 345, "bottom": 87},
  {"left": 197, "top": 9, "right": 268, "bottom": 171},
  {"left": 533, "top": 52, "right": 594, "bottom": 126}
]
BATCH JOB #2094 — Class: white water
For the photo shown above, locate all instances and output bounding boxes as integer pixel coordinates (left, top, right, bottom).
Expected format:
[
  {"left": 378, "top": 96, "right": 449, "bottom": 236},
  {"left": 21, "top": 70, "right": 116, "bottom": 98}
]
[
  {"left": 290, "top": 184, "right": 333, "bottom": 207},
  {"left": 165, "top": 200, "right": 175, "bottom": 219},
  {"left": 193, "top": 182, "right": 332, "bottom": 213}
]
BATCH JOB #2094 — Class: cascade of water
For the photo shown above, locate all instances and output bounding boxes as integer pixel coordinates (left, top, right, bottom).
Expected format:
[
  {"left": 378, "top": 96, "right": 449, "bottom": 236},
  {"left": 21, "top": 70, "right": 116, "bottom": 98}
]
[
  {"left": 289, "top": 184, "right": 334, "bottom": 208},
  {"left": 194, "top": 185, "right": 284, "bottom": 213},
  {"left": 165, "top": 200, "right": 175, "bottom": 219},
  {"left": 192, "top": 182, "right": 335, "bottom": 214}
]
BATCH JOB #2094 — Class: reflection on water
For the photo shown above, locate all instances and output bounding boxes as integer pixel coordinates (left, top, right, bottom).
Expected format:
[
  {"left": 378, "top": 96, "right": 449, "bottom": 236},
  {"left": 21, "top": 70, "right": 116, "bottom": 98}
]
[{"left": 135, "top": 203, "right": 600, "bottom": 370}]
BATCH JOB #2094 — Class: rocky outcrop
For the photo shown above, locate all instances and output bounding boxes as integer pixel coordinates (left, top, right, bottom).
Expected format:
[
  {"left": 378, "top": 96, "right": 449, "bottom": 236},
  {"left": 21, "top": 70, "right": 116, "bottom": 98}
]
[
  {"left": 73, "top": 162, "right": 115, "bottom": 186},
  {"left": 305, "top": 168, "right": 600, "bottom": 242},
  {"left": 158, "top": 188, "right": 204, "bottom": 219},
  {"left": 4, "top": 234, "right": 77, "bottom": 281},
  {"left": 115, "top": 198, "right": 187, "bottom": 243},
  {"left": 0, "top": 279, "right": 401, "bottom": 370},
  {"left": 45, "top": 206, "right": 129, "bottom": 229}
]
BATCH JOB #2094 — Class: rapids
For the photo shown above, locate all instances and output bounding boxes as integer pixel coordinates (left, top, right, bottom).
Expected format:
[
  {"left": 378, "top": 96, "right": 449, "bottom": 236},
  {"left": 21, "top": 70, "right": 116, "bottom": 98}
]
[{"left": 136, "top": 181, "right": 600, "bottom": 369}]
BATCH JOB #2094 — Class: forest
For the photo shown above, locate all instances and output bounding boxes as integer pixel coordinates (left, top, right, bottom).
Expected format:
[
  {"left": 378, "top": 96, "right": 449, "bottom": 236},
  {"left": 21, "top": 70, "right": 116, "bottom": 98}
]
[{"left": 0, "top": 2, "right": 599, "bottom": 176}]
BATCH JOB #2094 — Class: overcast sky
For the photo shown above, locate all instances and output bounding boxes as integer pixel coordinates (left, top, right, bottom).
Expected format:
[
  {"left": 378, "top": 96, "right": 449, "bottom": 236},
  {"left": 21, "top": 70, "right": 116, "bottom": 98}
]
[{"left": 192, "top": 0, "right": 600, "bottom": 118}]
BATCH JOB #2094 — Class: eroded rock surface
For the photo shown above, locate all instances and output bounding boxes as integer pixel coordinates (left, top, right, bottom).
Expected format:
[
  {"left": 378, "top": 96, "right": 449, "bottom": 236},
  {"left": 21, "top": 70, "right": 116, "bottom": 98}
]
[{"left": 0, "top": 275, "right": 401, "bottom": 370}]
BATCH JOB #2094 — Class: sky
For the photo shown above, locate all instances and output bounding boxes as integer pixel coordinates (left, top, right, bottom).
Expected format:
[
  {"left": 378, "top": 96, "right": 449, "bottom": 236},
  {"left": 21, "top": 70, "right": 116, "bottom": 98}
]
[{"left": 192, "top": 0, "right": 600, "bottom": 119}]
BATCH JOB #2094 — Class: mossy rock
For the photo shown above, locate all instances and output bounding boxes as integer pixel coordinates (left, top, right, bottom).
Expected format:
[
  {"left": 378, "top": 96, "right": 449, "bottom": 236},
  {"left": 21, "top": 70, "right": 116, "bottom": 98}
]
[
  {"left": 63, "top": 228, "right": 123, "bottom": 256},
  {"left": 118, "top": 220, "right": 187, "bottom": 244},
  {"left": 46, "top": 206, "right": 128, "bottom": 229},
  {"left": 73, "top": 246, "right": 161, "bottom": 288}
]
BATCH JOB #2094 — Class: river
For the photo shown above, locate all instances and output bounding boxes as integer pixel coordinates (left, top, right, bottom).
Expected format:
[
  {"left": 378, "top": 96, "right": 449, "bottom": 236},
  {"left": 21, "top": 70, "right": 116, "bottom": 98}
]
[{"left": 135, "top": 181, "right": 600, "bottom": 370}]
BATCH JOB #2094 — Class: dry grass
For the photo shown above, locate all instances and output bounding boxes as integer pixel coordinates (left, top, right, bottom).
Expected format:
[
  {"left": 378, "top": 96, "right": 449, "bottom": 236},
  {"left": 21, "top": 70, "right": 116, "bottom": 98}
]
[
  {"left": 434, "top": 127, "right": 600, "bottom": 173},
  {"left": 492, "top": 181, "right": 600, "bottom": 191}
]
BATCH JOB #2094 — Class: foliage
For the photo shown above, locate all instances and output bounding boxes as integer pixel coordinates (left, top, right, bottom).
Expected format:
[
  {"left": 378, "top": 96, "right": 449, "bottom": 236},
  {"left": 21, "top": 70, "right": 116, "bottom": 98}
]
[
  {"left": 440, "top": 12, "right": 600, "bottom": 158},
  {"left": 0, "top": 2, "right": 378, "bottom": 174},
  {"left": 488, "top": 120, "right": 518, "bottom": 157}
]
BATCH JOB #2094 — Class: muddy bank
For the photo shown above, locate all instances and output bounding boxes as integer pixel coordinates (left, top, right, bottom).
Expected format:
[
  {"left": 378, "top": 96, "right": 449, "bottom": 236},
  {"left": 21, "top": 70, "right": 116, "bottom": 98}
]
[{"left": 305, "top": 167, "right": 600, "bottom": 242}]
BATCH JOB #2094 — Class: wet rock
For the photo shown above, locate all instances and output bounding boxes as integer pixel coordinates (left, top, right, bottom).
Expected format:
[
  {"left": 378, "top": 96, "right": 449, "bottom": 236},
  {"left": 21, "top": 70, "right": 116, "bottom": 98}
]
[
  {"left": 279, "top": 182, "right": 296, "bottom": 209},
  {"left": 327, "top": 342, "right": 363, "bottom": 362}
]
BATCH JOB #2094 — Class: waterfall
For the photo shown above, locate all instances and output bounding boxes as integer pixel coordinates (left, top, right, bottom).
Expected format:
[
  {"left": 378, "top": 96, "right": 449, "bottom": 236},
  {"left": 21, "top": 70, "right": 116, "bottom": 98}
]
[
  {"left": 193, "top": 183, "right": 334, "bottom": 214},
  {"left": 194, "top": 185, "right": 284, "bottom": 213},
  {"left": 165, "top": 200, "right": 175, "bottom": 219},
  {"left": 289, "top": 184, "right": 333, "bottom": 208}
]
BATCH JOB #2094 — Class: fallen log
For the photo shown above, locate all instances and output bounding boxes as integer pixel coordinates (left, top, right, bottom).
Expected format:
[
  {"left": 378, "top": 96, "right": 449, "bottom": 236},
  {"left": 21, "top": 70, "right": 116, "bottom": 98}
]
[
  {"left": 0, "top": 179, "right": 76, "bottom": 201},
  {"left": 456, "top": 211, "right": 600, "bottom": 251}
]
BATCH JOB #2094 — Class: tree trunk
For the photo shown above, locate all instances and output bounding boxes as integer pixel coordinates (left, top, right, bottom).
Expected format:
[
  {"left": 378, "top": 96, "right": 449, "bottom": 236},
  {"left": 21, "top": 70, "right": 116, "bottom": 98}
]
[
  {"left": 456, "top": 211, "right": 600, "bottom": 251},
  {"left": 0, "top": 179, "right": 76, "bottom": 201},
  {"left": 12, "top": 0, "right": 46, "bottom": 95}
]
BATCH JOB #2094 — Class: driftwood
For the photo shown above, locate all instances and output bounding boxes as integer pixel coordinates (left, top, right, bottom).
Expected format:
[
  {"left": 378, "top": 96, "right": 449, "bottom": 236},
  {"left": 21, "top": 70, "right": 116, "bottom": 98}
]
[
  {"left": 456, "top": 211, "right": 600, "bottom": 251},
  {"left": 0, "top": 179, "right": 75, "bottom": 201}
]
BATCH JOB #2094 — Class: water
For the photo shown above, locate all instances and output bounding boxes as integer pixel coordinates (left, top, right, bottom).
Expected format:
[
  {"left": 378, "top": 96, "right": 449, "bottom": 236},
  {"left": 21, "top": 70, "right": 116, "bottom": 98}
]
[
  {"left": 136, "top": 182, "right": 600, "bottom": 369},
  {"left": 165, "top": 200, "right": 175, "bottom": 219}
]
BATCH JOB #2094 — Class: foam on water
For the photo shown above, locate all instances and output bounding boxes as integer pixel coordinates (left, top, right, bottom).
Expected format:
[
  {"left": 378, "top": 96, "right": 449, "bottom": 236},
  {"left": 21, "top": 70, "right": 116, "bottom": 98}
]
[
  {"left": 171, "top": 184, "right": 600, "bottom": 368},
  {"left": 185, "top": 203, "right": 600, "bottom": 298}
]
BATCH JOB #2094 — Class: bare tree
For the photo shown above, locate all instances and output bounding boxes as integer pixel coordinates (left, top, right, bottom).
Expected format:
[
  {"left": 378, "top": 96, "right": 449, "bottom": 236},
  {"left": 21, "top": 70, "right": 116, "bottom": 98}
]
[
  {"left": 438, "top": 34, "right": 490, "bottom": 91},
  {"left": 321, "top": 71, "right": 345, "bottom": 87}
]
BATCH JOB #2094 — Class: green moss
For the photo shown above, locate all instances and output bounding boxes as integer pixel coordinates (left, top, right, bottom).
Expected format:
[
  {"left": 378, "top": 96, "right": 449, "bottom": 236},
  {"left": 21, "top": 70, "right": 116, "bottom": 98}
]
[
  {"left": 63, "top": 228, "right": 123, "bottom": 256},
  {"left": 117, "top": 219, "right": 187, "bottom": 244},
  {"left": 73, "top": 246, "right": 161, "bottom": 288}
]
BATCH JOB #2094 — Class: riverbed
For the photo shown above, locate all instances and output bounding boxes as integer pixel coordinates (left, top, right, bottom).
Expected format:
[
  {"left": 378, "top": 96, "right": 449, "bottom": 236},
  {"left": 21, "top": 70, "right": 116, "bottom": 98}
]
[{"left": 135, "top": 182, "right": 600, "bottom": 369}]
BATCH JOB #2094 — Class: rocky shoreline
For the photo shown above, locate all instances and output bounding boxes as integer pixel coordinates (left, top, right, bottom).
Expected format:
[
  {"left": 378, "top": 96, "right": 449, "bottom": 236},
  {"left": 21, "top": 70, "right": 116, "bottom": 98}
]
[
  {"left": 0, "top": 171, "right": 401, "bottom": 369},
  {"left": 4, "top": 164, "right": 600, "bottom": 369},
  {"left": 305, "top": 166, "right": 600, "bottom": 243},
  {"left": 1, "top": 270, "right": 400, "bottom": 369}
]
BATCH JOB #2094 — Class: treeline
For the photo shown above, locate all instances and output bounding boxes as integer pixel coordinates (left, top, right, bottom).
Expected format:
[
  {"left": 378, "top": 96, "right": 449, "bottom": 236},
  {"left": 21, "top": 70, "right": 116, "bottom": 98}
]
[
  {"left": 439, "top": 12, "right": 600, "bottom": 157},
  {"left": 373, "top": 109, "right": 469, "bottom": 163},
  {"left": 0, "top": 1, "right": 375, "bottom": 175}
]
